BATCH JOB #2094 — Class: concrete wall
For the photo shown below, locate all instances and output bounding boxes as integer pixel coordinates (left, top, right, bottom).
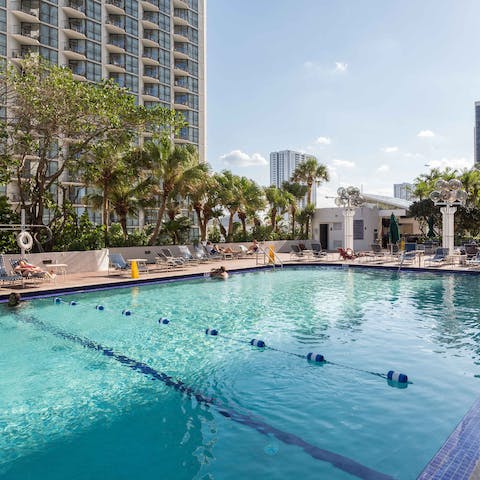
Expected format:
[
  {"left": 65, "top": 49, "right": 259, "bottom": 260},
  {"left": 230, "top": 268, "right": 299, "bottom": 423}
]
[
  {"left": 312, "top": 206, "right": 380, "bottom": 251},
  {"left": 2, "top": 249, "right": 109, "bottom": 274}
]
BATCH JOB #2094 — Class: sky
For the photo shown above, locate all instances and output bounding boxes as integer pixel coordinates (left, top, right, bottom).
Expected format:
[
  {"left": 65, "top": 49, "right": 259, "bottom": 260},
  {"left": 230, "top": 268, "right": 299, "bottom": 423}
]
[{"left": 205, "top": 0, "right": 480, "bottom": 206}]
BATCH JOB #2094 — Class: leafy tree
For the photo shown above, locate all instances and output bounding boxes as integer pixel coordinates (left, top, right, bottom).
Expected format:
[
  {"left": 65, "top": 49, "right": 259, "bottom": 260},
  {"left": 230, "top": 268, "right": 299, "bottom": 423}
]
[
  {"left": 291, "top": 157, "right": 329, "bottom": 236},
  {"left": 0, "top": 195, "right": 20, "bottom": 253},
  {"left": 162, "top": 215, "right": 191, "bottom": 244},
  {"left": 0, "top": 55, "right": 184, "bottom": 228}
]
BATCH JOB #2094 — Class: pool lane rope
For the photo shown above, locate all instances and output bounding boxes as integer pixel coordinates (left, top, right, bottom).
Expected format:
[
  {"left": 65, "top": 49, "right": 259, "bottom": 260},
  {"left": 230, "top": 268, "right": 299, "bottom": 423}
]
[
  {"left": 11, "top": 311, "right": 394, "bottom": 480},
  {"left": 53, "top": 297, "right": 409, "bottom": 385}
]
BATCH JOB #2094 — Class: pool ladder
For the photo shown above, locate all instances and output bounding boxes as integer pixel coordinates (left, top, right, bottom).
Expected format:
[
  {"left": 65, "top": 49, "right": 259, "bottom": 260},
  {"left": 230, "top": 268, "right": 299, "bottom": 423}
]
[{"left": 256, "top": 245, "right": 283, "bottom": 270}]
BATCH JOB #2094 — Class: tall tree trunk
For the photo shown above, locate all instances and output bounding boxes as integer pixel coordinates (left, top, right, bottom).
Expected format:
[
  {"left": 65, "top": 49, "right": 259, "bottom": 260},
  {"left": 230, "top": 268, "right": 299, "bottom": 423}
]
[
  {"left": 149, "top": 193, "right": 168, "bottom": 245},
  {"left": 291, "top": 207, "right": 296, "bottom": 237},
  {"left": 227, "top": 210, "right": 235, "bottom": 241},
  {"left": 120, "top": 215, "right": 128, "bottom": 239}
]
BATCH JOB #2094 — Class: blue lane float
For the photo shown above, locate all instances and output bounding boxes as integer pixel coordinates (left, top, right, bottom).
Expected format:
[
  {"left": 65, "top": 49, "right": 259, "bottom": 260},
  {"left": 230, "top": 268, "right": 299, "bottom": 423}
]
[
  {"left": 54, "top": 297, "right": 62, "bottom": 304},
  {"left": 250, "top": 339, "right": 266, "bottom": 348},
  {"left": 69, "top": 301, "right": 77, "bottom": 306},
  {"left": 205, "top": 328, "right": 218, "bottom": 336},
  {"left": 387, "top": 370, "right": 408, "bottom": 384},
  {"left": 122, "top": 309, "right": 132, "bottom": 316},
  {"left": 158, "top": 318, "right": 170, "bottom": 324},
  {"left": 95, "top": 305, "right": 104, "bottom": 311},
  {"left": 307, "top": 352, "right": 325, "bottom": 363}
]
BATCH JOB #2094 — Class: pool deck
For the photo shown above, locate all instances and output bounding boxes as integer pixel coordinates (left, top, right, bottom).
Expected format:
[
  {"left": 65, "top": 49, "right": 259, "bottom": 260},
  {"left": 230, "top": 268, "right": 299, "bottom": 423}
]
[
  {"left": 1, "top": 252, "right": 480, "bottom": 301},
  {"left": 2, "top": 251, "right": 480, "bottom": 479}
]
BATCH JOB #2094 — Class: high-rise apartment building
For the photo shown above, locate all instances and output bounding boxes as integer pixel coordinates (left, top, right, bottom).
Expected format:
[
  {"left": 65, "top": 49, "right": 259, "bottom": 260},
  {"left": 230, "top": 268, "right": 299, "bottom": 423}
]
[
  {"left": 0, "top": 0, "right": 205, "bottom": 227},
  {"left": 475, "top": 101, "right": 480, "bottom": 166},
  {"left": 0, "top": 0, "right": 205, "bottom": 157},
  {"left": 393, "top": 182, "right": 414, "bottom": 201},
  {"left": 270, "top": 150, "right": 317, "bottom": 207}
]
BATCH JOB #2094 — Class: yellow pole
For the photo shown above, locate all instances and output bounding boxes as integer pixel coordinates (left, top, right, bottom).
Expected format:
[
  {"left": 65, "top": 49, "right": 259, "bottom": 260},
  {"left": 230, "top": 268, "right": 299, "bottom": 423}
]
[{"left": 131, "top": 260, "right": 139, "bottom": 279}]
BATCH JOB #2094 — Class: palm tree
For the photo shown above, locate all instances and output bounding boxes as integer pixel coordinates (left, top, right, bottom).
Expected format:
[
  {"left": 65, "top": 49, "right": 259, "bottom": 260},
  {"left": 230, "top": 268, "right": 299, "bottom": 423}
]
[
  {"left": 87, "top": 175, "right": 153, "bottom": 239},
  {"left": 237, "top": 177, "right": 265, "bottom": 239},
  {"left": 185, "top": 167, "right": 219, "bottom": 242},
  {"left": 140, "top": 137, "right": 205, "bottom": 245},
  {"left": 291, "top": 157, "right": 329, "bottom": 237},
  {"left": 282, "top": 181, "right": 307, "bottom": 237},
  {"left": 264, "top": 186, "right": 293, "bottom": 233},
  {"left": 215, "top": 170, "right": 242, "bottom": 241}
]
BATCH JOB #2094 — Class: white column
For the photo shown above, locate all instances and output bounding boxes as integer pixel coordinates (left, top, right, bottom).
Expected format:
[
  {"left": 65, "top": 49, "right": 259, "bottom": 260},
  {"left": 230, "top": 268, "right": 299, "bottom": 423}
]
[
  {"left": 342, "top": 208, "right": 355, "bottom": 250},
  {"left": 440, "top": 205, "right": 457, "bottom": 254}
]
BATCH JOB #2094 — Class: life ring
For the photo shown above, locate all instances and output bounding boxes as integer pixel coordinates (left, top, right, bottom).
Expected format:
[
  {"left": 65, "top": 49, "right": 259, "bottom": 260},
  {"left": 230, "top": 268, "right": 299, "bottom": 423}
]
[{"left": 16, "top": 231, "right": 33, "bottom": 251}]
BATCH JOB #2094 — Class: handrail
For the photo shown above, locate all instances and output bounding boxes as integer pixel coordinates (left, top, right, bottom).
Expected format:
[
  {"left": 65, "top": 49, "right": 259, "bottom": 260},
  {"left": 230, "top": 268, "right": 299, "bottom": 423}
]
[{"left": 256, "top": 245, "right": 283, "bottom": 269}]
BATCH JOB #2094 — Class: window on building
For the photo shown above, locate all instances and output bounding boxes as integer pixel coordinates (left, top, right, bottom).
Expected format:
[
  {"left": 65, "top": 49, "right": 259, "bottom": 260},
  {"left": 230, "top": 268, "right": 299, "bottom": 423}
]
[{"left": 353, "top": 220, "right": 364, "bottom": 240}]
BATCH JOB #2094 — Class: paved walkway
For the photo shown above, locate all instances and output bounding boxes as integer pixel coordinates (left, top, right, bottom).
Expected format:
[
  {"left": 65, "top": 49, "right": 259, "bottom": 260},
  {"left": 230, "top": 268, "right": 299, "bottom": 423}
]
[{"left": 1, "top": 251, "right": 478, "bottom": 301}]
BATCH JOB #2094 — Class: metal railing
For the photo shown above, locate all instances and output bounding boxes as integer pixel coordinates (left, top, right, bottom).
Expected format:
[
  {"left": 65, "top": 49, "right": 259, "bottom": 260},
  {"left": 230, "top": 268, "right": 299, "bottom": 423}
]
[{"left": 255, "top": 245, "right": 283, "bottom": 269}]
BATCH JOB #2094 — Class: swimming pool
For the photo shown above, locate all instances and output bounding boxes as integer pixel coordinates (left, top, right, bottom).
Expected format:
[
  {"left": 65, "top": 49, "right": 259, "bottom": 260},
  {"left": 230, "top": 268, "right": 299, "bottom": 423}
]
[{"left": 1, "top": 267, "right": 479, "bottom": 479}]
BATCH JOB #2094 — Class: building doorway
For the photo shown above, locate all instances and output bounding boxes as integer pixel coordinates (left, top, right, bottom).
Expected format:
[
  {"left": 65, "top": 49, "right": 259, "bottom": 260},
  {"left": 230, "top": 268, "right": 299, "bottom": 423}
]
[{"left": 319, "top": 224, "right": 329, "bottom": 250}]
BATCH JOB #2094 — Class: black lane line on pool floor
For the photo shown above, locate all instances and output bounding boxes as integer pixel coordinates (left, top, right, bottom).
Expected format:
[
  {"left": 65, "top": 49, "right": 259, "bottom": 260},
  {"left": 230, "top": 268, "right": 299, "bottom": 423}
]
[{"left": 11, "top": 313, "right": 394, "bottom": 480}]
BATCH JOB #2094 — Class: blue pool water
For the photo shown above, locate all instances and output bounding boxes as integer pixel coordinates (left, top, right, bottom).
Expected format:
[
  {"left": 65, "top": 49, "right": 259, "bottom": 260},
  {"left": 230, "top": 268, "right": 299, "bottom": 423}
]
[{"left": 1, "top": 267, "right": 480, "bottom": 479}]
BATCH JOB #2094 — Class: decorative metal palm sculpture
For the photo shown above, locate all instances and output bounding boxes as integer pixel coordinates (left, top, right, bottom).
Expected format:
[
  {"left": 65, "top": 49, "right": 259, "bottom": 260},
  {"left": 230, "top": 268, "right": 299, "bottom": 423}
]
[
  {"left": 335, "top": 186, "right": 365, "bottom": 250},
  {"left": 429, "top": 179, "right": 467, "bottom": 254}
]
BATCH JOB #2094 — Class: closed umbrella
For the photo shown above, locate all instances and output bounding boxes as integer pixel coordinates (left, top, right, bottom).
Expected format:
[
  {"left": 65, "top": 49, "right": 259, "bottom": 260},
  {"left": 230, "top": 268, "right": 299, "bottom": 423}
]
[
  {"left": 427, "top": 215, "right": 436, "bottom": 238},
  {"left": 389, "top": 213, "right": 400, "bottom": 245}
]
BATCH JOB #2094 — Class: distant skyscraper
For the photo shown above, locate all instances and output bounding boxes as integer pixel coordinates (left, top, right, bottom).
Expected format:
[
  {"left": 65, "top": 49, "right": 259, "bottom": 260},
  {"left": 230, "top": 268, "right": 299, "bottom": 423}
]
[
  {"left": 270, "top": 149, "right": 317, "bottom": 207},
  {"left": 475, "top": 101, "right": 480, "bottom": 166},
  {"left": 394, "top": 183, "right": 414, "bottom": 201}
]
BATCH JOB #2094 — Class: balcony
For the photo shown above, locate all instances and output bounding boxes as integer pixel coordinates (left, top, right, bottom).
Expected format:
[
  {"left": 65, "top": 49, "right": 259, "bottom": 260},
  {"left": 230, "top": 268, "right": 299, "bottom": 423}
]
[
  {"left": 173, "top": 42, "right": 190, "bottom": 60},
  {"left": 141, "top": 0, "right": 159, "bottom": 12},
  {"left": 63, "top": 20, "right": 86, "bottom": 38},
  {"left": 174, "top": 77, "right": 190, "bottom": 92},
  {"left": 142, "top": 67, "right": 160, "bottom": 83},
  {"left": 142, "top": 29, "right": 159, "bottom": 47},
  {"left": 105, "top": 15, "right": 126, "bottom": 34},
  {"left": 67, "top": 61, "right": 86, "bottom": 79},
  {"left": 142, "top": 85, "right": 159, "bottom": 101},
  {"left": 106, "top": 54, "right": 126, "bottom": 72},
  {"left": 11, "top": 0, "right": 40, "bottom": 22},
  {"left": 142, "top": 12, "right": 159, "bottom": 29},
  {"left": 11, "top": 24, "right": 40, "bottom": 45},
  {"left": 173, "top": 8, "right": 189, "bottom": 26},
  {"left": 63, "top": 41, "right": 87, "bottom": 60},
  {"left": 142, "top": 49, "right": 160, "bottom": 66},
  {"left": 106, "top": 35, "right": 126, "bottom": 53},
  {"left": 105, "top": 0, "right": 125, "bottom": 15},
  {"left": 173, "top": 0, "right": 189, "bottom": 8},
  {"left": 11, "top": 46, "right": 39, "bottom": 61},
  {"left": 173, "top": 26, "right": 189, "bottom": 42},
  {"left": 174, "top": 95, "right": 190, "bottom": 110},
  {"left": 62, "top": 0, "right": 86, "bottom": 18},
  {"left": 174, "top": 61, "right": 189, "bottom": 75}
]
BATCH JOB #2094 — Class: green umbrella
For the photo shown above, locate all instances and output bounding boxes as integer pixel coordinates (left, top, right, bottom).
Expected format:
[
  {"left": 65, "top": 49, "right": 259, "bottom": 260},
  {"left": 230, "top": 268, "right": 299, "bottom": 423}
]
[
  {"left": 389, "top": 213, "right": 400, "bottom": 245},
  {"left": 427, "top": 215, "right": 436, "bottom": 238}
]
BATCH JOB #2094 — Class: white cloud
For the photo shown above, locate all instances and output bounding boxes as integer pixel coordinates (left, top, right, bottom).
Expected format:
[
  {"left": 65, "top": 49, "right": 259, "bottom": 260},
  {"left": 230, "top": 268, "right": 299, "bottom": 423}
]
[
  {"left": 315, "top": 136, "right": 332, "bottom": 145},
  {"left": 404, "top": 152, "right": 425, "bottom": 159},
  {"left": 334, "top": 62, "right": 348, "bottom": 73},
  {"left": 381, "top": 146, "right": 399, "bottom": 153},
  {"left": 376, "top": 164, "right": 390, "bottom": 173},
  {"left": 417, "top": 130, "right": 435, "bottom": 138},
  {"left": 427, "top": 157, "right": 472, "bottom": 170},
  {"left": 220, "top": 150, "right": 267, "bottom": 168},
  {"left": 332, "top": 159, "right": 355, "bottom": 168}
]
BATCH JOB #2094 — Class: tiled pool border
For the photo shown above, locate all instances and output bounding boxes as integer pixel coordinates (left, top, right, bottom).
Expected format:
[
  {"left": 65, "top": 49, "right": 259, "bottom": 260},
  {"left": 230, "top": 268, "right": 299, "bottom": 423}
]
[{"left": 1, "top": 261, "right": 479, "bottom": 479}]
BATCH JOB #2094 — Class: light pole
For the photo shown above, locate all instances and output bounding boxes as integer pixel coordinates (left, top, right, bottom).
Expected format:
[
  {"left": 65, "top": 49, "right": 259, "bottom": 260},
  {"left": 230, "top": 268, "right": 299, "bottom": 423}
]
[
  {"left": 335, "top": 186, "right": 365, "bottom": 250},
  {"left": 429, "top": 179, "right": 467, "bottom": 254}
]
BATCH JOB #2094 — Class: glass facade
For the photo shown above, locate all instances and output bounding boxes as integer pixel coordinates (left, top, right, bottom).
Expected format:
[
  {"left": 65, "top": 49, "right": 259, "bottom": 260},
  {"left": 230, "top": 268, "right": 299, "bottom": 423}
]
[{"left": 2, "top": 0, "right": 204, "bottom": 225}]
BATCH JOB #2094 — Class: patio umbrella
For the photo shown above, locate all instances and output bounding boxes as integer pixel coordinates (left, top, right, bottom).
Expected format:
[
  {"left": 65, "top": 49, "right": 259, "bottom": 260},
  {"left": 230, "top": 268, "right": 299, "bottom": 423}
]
[
  {"left": 389, "top": 213, "right": 400, "bottom": 245},
  {"left": 427, "top": 215, "right": 436, "bottom": 238}
]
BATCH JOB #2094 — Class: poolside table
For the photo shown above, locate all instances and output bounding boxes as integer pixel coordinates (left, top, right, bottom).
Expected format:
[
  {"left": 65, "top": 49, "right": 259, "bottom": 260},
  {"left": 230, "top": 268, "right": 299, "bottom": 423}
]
[
  {"left": 127, "top": 258, "right": 148, "bottom": 273},
  {"left": 47, "top": 263, "right": 68, "bottom": 282}
]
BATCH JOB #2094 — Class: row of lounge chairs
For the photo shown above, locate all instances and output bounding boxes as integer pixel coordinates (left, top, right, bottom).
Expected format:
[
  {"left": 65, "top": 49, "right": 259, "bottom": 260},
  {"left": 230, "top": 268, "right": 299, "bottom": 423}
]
[
  {"left": 0, "top": 255, "right": 55, "bottom": 287},
  {"left": 108, "top": 245, "right": 250, "bottom": 275}
]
